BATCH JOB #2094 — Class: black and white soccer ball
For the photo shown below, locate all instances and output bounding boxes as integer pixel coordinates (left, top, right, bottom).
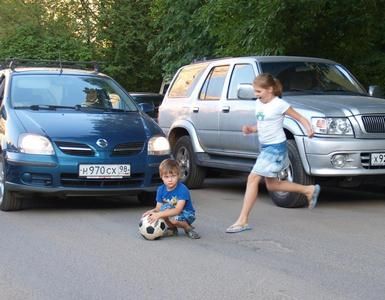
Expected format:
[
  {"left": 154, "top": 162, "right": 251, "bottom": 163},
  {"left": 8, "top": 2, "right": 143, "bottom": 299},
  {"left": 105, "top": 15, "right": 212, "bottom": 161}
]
[{"left": 139, "top": 216, "right": 167, "bottom": 240}]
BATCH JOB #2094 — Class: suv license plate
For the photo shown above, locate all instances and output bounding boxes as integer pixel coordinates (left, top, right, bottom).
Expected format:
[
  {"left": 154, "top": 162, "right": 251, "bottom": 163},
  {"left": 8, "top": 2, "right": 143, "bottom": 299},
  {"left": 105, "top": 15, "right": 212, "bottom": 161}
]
[
  {"left": 370, "top": 153, "right": 385, "bottom": 166},
  {"left": 79, "top": 164, "right": 130, "bottom": 178}
]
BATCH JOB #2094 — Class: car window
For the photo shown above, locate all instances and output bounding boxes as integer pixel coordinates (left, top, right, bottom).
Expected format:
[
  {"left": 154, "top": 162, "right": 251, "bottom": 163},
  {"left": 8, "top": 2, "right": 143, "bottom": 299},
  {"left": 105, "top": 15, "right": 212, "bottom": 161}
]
[
  {"left": 168, "top": 63, "right": 207, "bottom": 98},
  {"left": 10, "top": 74, "right": 138, "bottom": 111},
  {"left": 228, "top": 64, "right": 255, "bottom": 99},
  {"left": 199, "top": 65, "right": 229, "bottom": 100}
]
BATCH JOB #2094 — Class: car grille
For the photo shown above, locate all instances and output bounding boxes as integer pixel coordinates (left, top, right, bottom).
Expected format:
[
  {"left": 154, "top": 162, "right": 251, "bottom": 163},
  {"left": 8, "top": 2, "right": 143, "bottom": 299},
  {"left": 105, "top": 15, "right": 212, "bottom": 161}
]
[
  {"left": 55, "top": 141, "right": 145, "bottom": 156},
  {"left": 56, "top": 141, "right": 95, "bottom": 156},
  {"left": 60, "top": 173, "right": 144, "bottom": 187},
  {"left": 361, "top": 152, "right": 385, "bottom": 169},
  {"left": 361, "top": 115, "right": 385, "bottom": 133},
  {"left": 112, "top": 142, "right": 144, "bottom": 156}
]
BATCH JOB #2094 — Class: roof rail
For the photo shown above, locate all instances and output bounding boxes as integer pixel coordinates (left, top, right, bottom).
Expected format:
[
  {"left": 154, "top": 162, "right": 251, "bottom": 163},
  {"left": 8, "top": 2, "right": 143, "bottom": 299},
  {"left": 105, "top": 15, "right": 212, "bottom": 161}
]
[
  {"left": 1, "top": 58, "right": 101, "bottom": 72},
  {"left": 191, "top": 56, "right": 233, "bottom": 64}
]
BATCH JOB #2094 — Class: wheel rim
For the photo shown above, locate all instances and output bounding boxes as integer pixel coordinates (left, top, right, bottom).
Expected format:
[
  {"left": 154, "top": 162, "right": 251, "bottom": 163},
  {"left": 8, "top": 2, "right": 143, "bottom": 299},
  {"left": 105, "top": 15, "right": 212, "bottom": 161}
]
[
  {"left": 275, "top": 163, "right": 294, "bottom": 197},
  {"left": 175, "top": 145, "right": 190, "bottom": 181}
]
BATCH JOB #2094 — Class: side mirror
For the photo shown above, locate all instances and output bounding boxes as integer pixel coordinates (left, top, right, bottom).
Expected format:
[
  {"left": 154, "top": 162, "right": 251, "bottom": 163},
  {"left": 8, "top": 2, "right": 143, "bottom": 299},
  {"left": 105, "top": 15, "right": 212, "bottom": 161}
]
[
  {"left": 368, "top": 85, "right": 384, "bottom": 98},
  {"left": 138, "top": 102, "right": 155, "bottom": 114},
  {"left": 237, "top": 83, "right": 256, "bottom": 100}
]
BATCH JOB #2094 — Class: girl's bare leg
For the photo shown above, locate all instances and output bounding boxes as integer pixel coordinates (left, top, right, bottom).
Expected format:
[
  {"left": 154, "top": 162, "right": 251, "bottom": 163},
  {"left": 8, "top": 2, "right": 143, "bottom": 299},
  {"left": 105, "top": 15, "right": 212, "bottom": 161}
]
[
  {"left": 230, "top": 173, "right": 262, "bottom": 226},
  {"left": 265, "top": 177, "right": 315, "bottom": 202}
]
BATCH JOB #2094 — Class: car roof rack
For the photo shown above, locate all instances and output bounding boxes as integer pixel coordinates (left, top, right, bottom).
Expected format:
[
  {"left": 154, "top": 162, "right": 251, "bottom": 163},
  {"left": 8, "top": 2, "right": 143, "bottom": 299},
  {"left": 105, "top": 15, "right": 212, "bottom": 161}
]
[
  {"left": 191, "top": 56, "right": 233, "bottom": 64},
  {"left": 1, "top": 58, "right": 101, "bottom": 72}
]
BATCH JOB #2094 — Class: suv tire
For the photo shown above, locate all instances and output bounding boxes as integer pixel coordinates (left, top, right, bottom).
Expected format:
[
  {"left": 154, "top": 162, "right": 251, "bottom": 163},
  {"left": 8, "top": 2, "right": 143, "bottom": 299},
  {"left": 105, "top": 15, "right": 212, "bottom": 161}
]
[
  {"left": 174, "top": 136, "right": 206, "bottom": 189},
  {"left": 269, "top": 140, "right": 314, "bottom": 208}
]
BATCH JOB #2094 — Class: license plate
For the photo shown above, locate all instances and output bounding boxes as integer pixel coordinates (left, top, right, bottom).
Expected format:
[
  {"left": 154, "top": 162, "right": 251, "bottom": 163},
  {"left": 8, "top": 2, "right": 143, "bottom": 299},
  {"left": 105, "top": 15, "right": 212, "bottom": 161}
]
[
  {"left": 79, "top": 164, "right": 130, "bottom": 178},
  {"left": 370, "top": 153, "right": 385, "bottom": 166}
]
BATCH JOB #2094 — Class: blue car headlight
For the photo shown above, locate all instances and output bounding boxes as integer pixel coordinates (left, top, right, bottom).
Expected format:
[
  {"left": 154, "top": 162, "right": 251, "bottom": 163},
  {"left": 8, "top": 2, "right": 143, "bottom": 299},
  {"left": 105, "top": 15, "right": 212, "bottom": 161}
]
[
  {"left": 148, "top": 136, "right": 170, "bottom": 155},
  {"left": 19, "top": 134, "right": 55, "bottom": 155}
]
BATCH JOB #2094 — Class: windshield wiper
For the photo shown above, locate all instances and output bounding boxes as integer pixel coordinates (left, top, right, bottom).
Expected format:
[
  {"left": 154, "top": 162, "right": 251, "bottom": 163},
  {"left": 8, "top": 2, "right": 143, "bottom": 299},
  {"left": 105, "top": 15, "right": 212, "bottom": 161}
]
[
  {"left": 78, "top": 105, "right": 133, "bottom": 112},
  {"left": 14, "top": 104, "right": 134, "bottom": 113},
  {"left": 14, "top": 104, "right": 81, "bottom": 110}
]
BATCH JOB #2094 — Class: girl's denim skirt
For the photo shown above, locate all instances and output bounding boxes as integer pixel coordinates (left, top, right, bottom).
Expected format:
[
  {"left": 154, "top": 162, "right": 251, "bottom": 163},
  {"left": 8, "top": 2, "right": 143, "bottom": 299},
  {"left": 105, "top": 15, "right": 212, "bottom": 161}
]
[{"left": 251, "top": 141, "right": 289, "bottom": 178}]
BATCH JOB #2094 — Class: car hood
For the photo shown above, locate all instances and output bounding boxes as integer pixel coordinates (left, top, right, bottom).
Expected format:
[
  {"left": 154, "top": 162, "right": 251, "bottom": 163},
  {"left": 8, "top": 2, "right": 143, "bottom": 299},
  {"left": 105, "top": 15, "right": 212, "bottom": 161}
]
[
  {"left": 285, "top": 94, "right": 385, "bottom": 116},
  {"left": 14, "top": 110, "right": 150, "bottom": 144}
]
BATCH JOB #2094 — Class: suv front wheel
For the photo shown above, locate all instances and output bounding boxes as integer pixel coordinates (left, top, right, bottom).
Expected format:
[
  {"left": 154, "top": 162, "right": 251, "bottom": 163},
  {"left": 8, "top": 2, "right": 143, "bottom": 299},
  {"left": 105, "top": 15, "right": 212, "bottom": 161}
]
[
  {"left": 269, "top": 140, "right": 314, "bottom": 208},
  {"left": 173, "top": 136, "right": 206, "bottom": 189}
]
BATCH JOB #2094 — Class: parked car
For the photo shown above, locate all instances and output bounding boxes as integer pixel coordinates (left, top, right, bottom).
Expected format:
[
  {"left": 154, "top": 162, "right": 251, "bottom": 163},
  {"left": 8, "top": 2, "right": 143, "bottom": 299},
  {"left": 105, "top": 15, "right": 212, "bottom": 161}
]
[
  {"left": 158, "top": 56, "right": 385, "bottom": 208},
  {"left": 130, "top": 92, "right": 164, "bottom": 120},
  {"left": 0, "top": 59, "right": 170, "bottom": 211}
]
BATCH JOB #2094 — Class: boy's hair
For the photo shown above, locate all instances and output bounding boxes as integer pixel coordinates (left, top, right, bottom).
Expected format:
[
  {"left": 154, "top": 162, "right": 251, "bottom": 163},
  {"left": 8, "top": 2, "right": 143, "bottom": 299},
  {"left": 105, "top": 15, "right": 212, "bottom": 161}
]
[
  {"left": 253, "top": 73, "right": 283, "bottom": 97},
  {"left": 159, "top": 159, "right": 181, "bottom": 177}
]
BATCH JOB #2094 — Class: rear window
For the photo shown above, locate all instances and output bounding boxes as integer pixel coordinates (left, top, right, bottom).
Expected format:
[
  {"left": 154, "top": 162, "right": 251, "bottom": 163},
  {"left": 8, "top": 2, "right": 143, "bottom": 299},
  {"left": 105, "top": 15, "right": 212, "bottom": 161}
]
[{"left": 168, "top": 63, "right": 207, "bottom": 98}]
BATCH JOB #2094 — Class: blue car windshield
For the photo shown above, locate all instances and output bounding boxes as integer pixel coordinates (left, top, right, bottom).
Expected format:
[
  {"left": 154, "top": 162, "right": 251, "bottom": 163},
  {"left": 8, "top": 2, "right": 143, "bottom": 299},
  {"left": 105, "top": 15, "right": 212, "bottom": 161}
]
[{"left": 10, "top": 74, "right": 138, "bottom": 111}]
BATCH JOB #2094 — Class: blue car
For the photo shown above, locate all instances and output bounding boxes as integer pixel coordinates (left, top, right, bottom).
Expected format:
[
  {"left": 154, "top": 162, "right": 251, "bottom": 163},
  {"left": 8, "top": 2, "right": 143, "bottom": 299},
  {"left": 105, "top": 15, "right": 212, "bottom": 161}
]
[{"left": 0, "top": 60, "right": 170, "bottom": 211}]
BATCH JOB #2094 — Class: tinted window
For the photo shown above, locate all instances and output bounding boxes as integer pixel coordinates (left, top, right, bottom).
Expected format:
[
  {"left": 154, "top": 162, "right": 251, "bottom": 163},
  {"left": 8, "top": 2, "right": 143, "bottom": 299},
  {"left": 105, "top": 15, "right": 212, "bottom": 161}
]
[
  {"left": 228, "top": 64, "right": 255, "bottom": 99},
  {"left": 199, "top": 65, "right": 229, "bottom": 100},
  {"left": 261, "top": 62, "right": 366, "bottom": 95},
  {"left": 168, "top": 63, "right": 207, "bottom": 98}
]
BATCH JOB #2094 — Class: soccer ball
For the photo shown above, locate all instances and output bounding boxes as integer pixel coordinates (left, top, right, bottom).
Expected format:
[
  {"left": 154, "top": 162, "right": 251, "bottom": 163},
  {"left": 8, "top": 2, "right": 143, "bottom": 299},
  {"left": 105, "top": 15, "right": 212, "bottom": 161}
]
[{"left": 139, "top": 215, "right": 167, "bottom": 240}]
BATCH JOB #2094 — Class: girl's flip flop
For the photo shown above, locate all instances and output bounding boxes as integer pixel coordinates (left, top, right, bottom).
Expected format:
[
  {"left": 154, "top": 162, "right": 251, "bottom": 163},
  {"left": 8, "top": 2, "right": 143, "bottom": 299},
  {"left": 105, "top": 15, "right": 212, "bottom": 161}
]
[
  {"left": 309, "top": 184, "right": 321, "bottom": 209},
  {"left": 226, "top": 224, "right": 251, "bottom": 233}
]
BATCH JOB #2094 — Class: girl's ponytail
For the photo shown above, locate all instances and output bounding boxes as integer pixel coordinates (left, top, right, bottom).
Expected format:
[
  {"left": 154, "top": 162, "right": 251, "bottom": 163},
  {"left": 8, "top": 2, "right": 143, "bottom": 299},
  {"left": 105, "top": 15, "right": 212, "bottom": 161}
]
[{"left": 253, "top": 73, "right": 283, "bottom": 97}]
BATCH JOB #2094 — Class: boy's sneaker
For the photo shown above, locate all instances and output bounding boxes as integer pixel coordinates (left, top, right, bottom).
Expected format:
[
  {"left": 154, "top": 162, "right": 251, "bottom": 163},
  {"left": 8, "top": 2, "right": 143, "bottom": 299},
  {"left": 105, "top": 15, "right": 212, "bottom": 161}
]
[
  {"left": 165, "top": 227, "right": 178, "bottom": 237},
  {"left": 185, "top": 228, "right": 200, "bottom": 239}
]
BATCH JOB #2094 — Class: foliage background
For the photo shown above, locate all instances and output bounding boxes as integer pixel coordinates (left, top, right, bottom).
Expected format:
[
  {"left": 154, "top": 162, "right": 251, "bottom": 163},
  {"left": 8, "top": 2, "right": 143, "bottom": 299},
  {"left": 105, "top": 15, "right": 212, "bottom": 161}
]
[{"left": 0, "top": 0, "right": 384, "bottom": 92}]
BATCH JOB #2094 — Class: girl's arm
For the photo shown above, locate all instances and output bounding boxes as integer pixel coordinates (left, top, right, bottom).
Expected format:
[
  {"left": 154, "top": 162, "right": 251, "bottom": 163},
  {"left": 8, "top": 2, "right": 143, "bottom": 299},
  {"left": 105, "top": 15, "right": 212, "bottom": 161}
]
[
  {"left": 147, "top": 200, "right": 185, "bottom": 223},
  {"left": 242, "top": 123, "right": 258, "bottom": 134},
  {"left": 285, "top": 107, "right": 314, "bottom": 138}
]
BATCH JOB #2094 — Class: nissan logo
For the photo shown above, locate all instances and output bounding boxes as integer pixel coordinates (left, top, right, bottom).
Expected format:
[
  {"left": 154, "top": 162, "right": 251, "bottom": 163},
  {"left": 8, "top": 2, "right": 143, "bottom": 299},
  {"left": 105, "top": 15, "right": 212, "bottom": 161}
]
[{"left": 96, "top": 138, "right": 108, "bottom": 148}]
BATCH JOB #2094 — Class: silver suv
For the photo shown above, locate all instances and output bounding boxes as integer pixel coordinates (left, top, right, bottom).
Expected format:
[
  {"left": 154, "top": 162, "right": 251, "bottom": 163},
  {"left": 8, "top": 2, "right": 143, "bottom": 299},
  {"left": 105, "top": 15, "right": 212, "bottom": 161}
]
[{"left": 158, "top": 56, "right": 385, "bottom": 208}]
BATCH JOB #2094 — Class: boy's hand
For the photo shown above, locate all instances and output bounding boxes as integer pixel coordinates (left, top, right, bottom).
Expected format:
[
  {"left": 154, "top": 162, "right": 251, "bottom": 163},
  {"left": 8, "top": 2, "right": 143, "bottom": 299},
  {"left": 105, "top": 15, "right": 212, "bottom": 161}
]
[
  {"left": 147, "top": 212, "right": 160, "bottom": 224},
  {"left": 142, "top": 209, "right": 155, "bottom": 217}
]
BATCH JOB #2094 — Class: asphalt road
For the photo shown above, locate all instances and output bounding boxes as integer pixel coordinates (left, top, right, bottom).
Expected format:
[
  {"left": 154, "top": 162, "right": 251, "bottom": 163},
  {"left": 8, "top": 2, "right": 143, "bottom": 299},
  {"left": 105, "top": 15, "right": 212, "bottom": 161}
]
[{"left": 1, "top": 176, "right": 385, "bottom": 300}]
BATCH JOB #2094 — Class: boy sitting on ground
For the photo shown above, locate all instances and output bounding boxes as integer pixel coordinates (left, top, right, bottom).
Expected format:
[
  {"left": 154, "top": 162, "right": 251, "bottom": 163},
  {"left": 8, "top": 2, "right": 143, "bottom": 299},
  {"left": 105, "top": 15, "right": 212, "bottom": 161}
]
[{"left": 142, "top": 159, "right": 200, "bottom": 239}]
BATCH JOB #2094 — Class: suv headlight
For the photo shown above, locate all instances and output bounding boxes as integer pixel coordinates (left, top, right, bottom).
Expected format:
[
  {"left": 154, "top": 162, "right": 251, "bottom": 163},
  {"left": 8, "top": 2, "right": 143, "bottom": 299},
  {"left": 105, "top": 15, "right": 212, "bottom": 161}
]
[
  {"left": 148, "top": 136, "right": 170, "bottom": 155},
  {"left": 311, "top": 117, "right": 353, "bottom": 135},
  {"left": 19, "top": 134, "right": 55, "bottom": 155}
]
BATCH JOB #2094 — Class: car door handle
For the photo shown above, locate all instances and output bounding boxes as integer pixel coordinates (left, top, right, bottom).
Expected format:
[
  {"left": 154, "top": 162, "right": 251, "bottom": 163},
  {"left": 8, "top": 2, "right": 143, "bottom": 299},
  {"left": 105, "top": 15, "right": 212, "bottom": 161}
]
[
  {"left": 193, "top": 107, "right": 199, "bottom": 113},
  {"left": 222, "top": 106, "right": 230, "bottom": 113}
]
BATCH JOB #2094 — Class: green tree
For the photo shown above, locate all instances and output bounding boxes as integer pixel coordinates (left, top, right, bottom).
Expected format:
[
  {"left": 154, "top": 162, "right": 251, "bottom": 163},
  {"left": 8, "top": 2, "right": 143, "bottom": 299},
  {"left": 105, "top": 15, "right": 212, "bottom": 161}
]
[
  {"left": 97, "top": 0, "right": 162, "bottom": 91},
  {"left": 0, "top": 0, "right": 161, "bottom": 91},
  {"left": 0, "top": 0, "right": 94, "bottom": 61},
  {"left": 150, "top": 0, "right": 385, "bottom": 89},
  {"left": 149, "top": 0, "right": 216, "bottom": 80}
]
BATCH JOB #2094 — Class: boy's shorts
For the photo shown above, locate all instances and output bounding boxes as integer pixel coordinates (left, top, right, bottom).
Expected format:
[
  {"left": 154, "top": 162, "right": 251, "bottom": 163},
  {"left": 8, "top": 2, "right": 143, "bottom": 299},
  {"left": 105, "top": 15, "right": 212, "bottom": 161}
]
[
  {"left": 251, "top": 141, "right": 289, "bottom": 178},
  {"left": 160, "top": 203, "right": 196, "bottom": 225}
]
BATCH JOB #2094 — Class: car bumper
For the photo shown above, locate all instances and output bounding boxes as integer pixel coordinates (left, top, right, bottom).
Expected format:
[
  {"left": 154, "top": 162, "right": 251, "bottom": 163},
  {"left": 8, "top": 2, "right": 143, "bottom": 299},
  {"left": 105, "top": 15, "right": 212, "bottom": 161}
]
[
  {"left": 297, "top": 136, "right": 385, "bottom": 176},
  {"left": 4, "top": 151, "right": 168, "bottom": 196}
]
